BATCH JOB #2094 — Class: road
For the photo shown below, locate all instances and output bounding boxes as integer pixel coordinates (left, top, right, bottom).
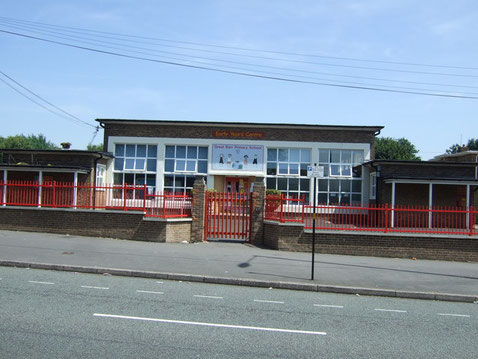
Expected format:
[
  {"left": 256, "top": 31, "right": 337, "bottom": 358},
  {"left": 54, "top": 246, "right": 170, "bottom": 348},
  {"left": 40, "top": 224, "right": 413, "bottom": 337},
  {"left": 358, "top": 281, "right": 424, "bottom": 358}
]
[{"left": 1, "top": 267, "right": 477, "bottom": 358}]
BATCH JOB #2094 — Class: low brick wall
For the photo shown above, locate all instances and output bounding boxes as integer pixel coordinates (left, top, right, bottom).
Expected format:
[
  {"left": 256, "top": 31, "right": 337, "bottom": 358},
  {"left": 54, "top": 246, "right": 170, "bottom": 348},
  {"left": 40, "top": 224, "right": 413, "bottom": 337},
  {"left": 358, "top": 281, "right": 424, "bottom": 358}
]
[
  {"left": 264, "top": 221, "right": 478, "bottom": 262},
  {"left": 0, "top": 207, "right": 191, "bottom": 243}
]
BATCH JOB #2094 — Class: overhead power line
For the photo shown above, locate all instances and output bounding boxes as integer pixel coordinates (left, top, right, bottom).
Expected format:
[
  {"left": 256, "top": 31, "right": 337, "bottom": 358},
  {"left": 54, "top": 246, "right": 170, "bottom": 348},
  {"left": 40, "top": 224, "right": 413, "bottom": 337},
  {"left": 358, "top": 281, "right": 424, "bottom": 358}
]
[
  {"left": 1, "top": 29, "right": 477, "bottom": 100},
  {"left": 0, "top": 69, "right": 97, "bottom": 128},
  {"left": 1, "top": 16, "right": 477, "bottom": 71},
  {"left": 2, "top": 19, "right": 478, "bottom": 93}
]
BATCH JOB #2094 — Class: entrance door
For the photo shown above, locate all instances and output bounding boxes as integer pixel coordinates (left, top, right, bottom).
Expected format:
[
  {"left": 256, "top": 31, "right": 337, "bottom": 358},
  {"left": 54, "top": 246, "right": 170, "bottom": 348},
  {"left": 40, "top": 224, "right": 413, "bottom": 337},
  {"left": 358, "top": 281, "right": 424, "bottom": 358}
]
[
  {"left": 205, "top": 191, "right": 251, "bottom": 241},
  {"left": 225, "top": 177, "right": 249, "bottom": 194}
]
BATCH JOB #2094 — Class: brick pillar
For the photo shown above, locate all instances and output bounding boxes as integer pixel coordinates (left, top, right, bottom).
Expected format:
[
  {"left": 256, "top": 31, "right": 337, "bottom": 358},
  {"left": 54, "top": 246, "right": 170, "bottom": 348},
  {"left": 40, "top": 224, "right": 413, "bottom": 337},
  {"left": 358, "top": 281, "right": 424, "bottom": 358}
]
[
  {"left": 191, "top": 175, "right": 206, "bottom": 243},
  {"left": 250, "top": 176, "right": 266, "bottom": 245}
]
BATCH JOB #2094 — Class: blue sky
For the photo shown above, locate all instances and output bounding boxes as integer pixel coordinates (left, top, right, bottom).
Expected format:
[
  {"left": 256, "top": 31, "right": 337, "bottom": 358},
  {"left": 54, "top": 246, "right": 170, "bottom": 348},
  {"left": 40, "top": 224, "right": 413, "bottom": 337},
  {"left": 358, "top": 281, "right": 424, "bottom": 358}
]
[{"left": 1, "top": 0, "right": 477, "bottom": 159}]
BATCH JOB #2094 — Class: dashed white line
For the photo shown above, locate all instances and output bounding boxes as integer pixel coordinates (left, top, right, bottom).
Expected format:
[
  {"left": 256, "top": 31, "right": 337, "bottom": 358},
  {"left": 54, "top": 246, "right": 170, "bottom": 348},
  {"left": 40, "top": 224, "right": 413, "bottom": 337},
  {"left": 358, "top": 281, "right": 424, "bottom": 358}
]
[
  {"left": 28, "top": 280, "right": 54, "bottom": 285},
  {"left": 254, "top": 299, "right": 284, "bottom": 304},
  {"left": 437, "top": 313, "right": 470, "bottom": 318},
  {"left": 81, "top": 285, "right": 109, "bottom": 290},
  {"left": 194, "top": 295, "right": 224, "bottom": 300},
  {"left": 136, "top": 290, "right": 164, "bottom": 295},
  {"left": 314, "top": 304, "right": 344, "bottom": 308},
  {"left": 374, "top": 309, "right": 407, "bottom": 313},
  {"left": 93, "top": 313, "right": 327, "bottom": 335},
  {"left": 156, "top": 281, "right": 163, "bottom": 284}
]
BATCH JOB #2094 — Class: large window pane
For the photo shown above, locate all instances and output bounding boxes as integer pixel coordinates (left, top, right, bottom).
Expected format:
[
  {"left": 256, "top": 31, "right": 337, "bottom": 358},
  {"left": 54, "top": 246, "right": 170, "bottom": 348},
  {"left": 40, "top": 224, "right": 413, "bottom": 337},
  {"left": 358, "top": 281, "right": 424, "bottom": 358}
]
[
  {"left": 126, "top": 145, "right": 135, "bottom": 157},
  {"left": 289, "top": 178, "right": 299, "bottom": 190},
  {"left": 115, "top": 144, "right": 125, "bottom": 156},
  {"left": 137, "top": 145, "right": 146, "bottom": 157},
  {"left": 176, "top": 160, "right": 186, "bottom": 171},
  {"left": 301, "top": 149, "right": 311, "bottom": 163},
  {"left": 330, "top": 150, "right": 340, "bottom": 163},
  {"left": 125, "top": 159, "right": 135, "bottom": 170},
  {"left": 114, "top": 158, "right": 124, "bottom": 171},
  {"left": 266, "top": 177, "right": 276, "bottom": 189},
  {"left": 165, "top": 146, "right": 175, "bottom": 158},
  {"left": 187, "top": 146, "right": 197, "bottom": 159},
  {"left": 198, "top": 160, "right": 208, "bottom": 173},
  {"left": 186, "top": 160, "right": 196, "bottom": 171},
  {"left": 329, "top": 179, "right": 339, "bottom": 192},
  {"left": 198, "top": 147, "right": 208, "bottom": 159},
  {"left": 278, "top": 163, "right": 288, "bottom": 174},
  {"left": 289, "top": 163, "right": 299, "bottom": 175},
  {"left": 135, "top": 158, "right": 145, "bottom": 170},
  {"left": 147, "top": 159, "right": 157, "bottom": 172},
  {"left": 267, "top": 162, "right": 277, "bottom": 175},
  {"left": 289, "top": 149, "right": 300, "bottom": 162},
  {"left": 278, "top": 149, "right": 288, "bottom": 161},
  {"left": 148, "top": 145, "right": 157, "bottom": 158},
  {"left": 267, "top": 148, "right": 277, "bottom": 161},
  {"left": 318, "top": 179, "right": 328, "bottom": 191},
  {"left": 319, "top": 149, "right": 329, "bottom": 163},
  {"left": 341, "top": 150, "right": 351, "bottom": 163},
  {"left": 352, "top": 180, "right": 362, "bottom": 192},
  {"left": 176, "top": 146, "right": 186, "bottom": 158},
  {"left": 165, "top": 159, "right": 174, "bottom": 172},
  {"left": 278, "top": 178, "right": 288, "bottom": 191}
]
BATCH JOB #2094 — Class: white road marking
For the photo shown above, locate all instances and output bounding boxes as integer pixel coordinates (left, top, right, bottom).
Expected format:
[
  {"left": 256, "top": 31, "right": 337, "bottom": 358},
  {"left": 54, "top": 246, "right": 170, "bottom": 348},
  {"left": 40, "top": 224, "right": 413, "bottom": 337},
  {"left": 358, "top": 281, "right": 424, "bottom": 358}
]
[
  {"left": 254, "top": 299, "right": 284, "bottom": 304},
  {"left": 136, "top": 290, "right": 164, "bottom": 295},
  {"left": 81, "top": 285, "right": 109, "bottom": 290},
  {"left": 314, "top": 304, "right": 344, "bottom": 308},
  {"left": 28, "top": 280, "right": 54, "bottom": 285},
  {"left": 437, "top": 313, "right": 470, "bottom": 318},
  {"left": 374, "top": 309, "right": 407, "bottom": 313},
  {"left": 194, "top": 295, "right": 224, "bottom": 299},
  {"left": 156, "top": 281, "right": 164, "bottom": 284},
  {"left": 93, "top": 313, "right": 327, "bottom": 336}
]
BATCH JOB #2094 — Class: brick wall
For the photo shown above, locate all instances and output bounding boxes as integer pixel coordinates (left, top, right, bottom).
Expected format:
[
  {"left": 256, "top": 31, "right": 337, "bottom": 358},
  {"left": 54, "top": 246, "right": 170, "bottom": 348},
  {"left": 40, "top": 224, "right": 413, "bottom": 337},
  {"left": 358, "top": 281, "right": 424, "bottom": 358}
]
[
  {"left": 103, "top": 123, "right": 377, "bottom": 149},
  {"left": 264, "top": 221, "right": 478, "bottom": 262},
  {"left": 0, "top": 207, "right": 191, "bottom": 243}
]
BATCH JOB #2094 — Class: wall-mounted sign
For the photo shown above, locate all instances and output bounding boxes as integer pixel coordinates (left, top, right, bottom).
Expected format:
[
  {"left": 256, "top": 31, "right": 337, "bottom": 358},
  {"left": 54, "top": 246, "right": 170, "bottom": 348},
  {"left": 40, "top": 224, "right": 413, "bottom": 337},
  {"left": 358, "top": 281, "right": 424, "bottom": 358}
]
[
  {"left": 212, "top": 144, "right": 264, "bottom": 171},
  {"left": 212, "top": 130, "right": 264, "bottom": 139}
]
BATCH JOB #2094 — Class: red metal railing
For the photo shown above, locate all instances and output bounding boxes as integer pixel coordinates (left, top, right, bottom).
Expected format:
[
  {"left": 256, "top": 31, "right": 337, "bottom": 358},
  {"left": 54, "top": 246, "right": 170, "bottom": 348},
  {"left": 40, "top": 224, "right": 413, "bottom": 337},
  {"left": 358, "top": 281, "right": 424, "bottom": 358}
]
[
  {"left": 205, "top": 191, "right": 251, "bottom": 240},
  {"left": 265, "top": 195, "right": 477, "bottom": 236},
  {"left": 0, "top": 180, "right": 191, "bottom": 219}
]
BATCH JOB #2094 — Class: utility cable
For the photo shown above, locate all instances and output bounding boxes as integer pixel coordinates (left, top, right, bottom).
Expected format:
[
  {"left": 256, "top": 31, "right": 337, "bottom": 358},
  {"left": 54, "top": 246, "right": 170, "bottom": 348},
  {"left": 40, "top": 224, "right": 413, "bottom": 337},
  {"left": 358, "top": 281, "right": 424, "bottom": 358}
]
[
  {"left": 0, "top": 69, "right": 97, "bottom": 128},
  {"left": 1, "top": 16, "right": 477, "bottom": 71},
  {"left": 1, "top": 29, "right": 477, "bottom": 100},
  {"left": 2, "top": 20, "right": 477, "bottom": 91}
]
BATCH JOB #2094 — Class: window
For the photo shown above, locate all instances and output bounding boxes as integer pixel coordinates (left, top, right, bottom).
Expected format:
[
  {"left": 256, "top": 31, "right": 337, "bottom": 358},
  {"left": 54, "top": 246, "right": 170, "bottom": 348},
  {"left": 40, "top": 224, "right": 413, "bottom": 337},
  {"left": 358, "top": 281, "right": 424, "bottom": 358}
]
[
  {"left": 266, "top": 148, "right": 311, "bottom": 201},
  {"left": 96, "top": 164, "right": 106, "bottom": 187},
  {"left": 164, "top": 145, "right": 208, "bottom": 194},
  {"left": 317, "top": 149, "right": 364, "bottom": 205},
  {"left": 370, "top": 172, "right": 377, "bottom": 199},
  {"left": 165, "top": 145, "right": 208, "bottom": 174},
  {"left": 113, "top": 144, "right": 157, "bottom": 198}
]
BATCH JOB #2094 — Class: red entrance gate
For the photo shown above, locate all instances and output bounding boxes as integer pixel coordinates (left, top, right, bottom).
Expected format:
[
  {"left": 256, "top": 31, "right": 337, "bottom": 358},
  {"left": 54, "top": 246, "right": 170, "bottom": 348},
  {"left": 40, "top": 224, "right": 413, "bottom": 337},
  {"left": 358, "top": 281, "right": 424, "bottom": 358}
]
[{"left": 205, "top": 192, "right": 252, "bottom": 241}]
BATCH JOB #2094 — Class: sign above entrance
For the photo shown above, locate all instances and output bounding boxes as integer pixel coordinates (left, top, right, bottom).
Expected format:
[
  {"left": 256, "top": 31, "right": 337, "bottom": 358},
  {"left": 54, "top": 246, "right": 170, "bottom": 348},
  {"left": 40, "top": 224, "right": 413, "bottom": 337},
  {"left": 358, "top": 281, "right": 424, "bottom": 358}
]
[
  {"left": 212, "top": 144, "right": 264, "bottom": 171},
  {"left": 212, "top": 130, "right": 264, "bottom": 139}
]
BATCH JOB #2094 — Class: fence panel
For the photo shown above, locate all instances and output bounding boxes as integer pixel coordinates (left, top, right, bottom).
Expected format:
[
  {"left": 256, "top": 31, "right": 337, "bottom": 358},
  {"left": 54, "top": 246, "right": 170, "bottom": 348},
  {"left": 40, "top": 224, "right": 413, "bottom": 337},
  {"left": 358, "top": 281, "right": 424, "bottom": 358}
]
[
  {"left": 0, "top": 181, "right": 192, "bottom": 219},
  {"left": 265, "top": 194, "right": 477, "bottom": 236}
]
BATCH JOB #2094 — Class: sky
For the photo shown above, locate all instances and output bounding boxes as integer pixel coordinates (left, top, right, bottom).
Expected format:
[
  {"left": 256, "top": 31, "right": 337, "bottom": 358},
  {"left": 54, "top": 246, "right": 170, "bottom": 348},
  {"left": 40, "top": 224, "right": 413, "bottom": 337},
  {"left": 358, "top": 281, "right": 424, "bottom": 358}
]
[{"left": 0, "top": 0, "right": 477, "bottom": 159}]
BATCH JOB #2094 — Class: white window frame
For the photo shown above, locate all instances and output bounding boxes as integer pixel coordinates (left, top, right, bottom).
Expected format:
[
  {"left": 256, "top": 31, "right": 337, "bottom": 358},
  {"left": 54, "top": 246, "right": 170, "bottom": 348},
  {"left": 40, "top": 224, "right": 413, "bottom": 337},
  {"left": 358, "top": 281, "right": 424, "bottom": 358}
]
[{"left": 370, "top": 172, "right": 377, "bottom": 199}]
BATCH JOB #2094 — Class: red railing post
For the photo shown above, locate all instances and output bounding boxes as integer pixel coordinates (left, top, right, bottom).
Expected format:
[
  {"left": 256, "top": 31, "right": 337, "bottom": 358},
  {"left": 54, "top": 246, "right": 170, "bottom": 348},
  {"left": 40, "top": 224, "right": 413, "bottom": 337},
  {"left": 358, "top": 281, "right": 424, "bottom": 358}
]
[
  {"left": 143, "top": 183, "right": 147, "bottom": 214},
  {"left": 52, "top": 181, "right": 57, "bottom": 208},
  {"left": 162, "top": 192, "right": 166, "bottom": 218},
  {"left": 123, "top": 184, "right": 127, "bottom": 211},
  {"left": 280, "top": 194, "right": 284, "bottom": 223},
  {"left": 469, "top": 206, "right": 475, "bottom": 237},
  {"left": 384, "top": 204, "right": 389, "bottom": 233}
]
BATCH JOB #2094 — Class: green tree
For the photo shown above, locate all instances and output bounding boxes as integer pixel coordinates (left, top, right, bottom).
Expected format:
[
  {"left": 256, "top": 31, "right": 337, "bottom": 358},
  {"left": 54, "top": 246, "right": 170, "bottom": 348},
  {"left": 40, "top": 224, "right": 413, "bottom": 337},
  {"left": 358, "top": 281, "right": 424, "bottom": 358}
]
[
  {"left": 0, "top": 134, "right": 59, "bottom": 150},
  {"left": 374, "top": 137, "right": 421, "bottom": 160},
  {"left": 86, "top": 143, "right": 104, "bottom": 151},
  {"left": 446, "top": 138, "right": 478, "bottom": 154}
]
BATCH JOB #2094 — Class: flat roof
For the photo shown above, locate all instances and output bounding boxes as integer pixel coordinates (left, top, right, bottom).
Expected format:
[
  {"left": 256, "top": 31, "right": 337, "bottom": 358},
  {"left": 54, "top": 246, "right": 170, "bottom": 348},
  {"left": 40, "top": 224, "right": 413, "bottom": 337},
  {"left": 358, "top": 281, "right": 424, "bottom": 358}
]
[
  {"left": 0, "top": 164, "right": 91, "bottom": 173},
  {"left": 0, "top": 149, "right": 113, "bottom": 158},
  {"left": 363, "top": 160, "right": 478, "bottom": 167},
  {"left": 96, "top": 118, "right": 384, "bottom": 132}
]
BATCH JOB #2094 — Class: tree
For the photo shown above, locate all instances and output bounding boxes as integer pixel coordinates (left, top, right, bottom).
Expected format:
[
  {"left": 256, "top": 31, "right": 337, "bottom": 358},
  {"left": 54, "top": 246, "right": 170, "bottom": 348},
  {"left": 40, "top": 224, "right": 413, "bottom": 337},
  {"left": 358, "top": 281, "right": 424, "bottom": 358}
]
[
  {"left": 446, "top": 138, "right": 478, "bottom": 154},
  {"left": 86, "top": 143, "right": 104, "bottom": 151},
  {"left": 0, "top": 134, "right": 59, "bottom": 150},
  {"left": 374, "top": 137, "right": 421, "bottom": 161}
]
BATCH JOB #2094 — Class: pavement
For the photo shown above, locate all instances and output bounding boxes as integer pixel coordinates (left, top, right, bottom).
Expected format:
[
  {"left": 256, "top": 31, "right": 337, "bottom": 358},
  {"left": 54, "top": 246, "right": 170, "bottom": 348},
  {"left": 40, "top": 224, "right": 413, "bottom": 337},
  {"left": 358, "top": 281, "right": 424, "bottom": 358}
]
[{"left": 0, "top": 229, "right": 477, "bottom": 303}]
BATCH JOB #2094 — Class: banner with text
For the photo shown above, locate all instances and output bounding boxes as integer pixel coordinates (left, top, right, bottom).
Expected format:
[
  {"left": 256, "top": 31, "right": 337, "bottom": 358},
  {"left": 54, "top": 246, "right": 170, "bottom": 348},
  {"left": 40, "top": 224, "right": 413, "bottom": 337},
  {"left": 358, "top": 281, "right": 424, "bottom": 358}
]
[{"left": 212, "top": 144, "right": 264, "bottom": 171}]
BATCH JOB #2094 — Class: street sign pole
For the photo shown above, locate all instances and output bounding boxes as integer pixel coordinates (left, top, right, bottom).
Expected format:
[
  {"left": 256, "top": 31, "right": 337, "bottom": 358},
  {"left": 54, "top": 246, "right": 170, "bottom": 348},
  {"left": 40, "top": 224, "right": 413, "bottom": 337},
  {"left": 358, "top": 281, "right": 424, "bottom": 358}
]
[{"left": 311, "top": 174, "right": 317, "bottom": 281}]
